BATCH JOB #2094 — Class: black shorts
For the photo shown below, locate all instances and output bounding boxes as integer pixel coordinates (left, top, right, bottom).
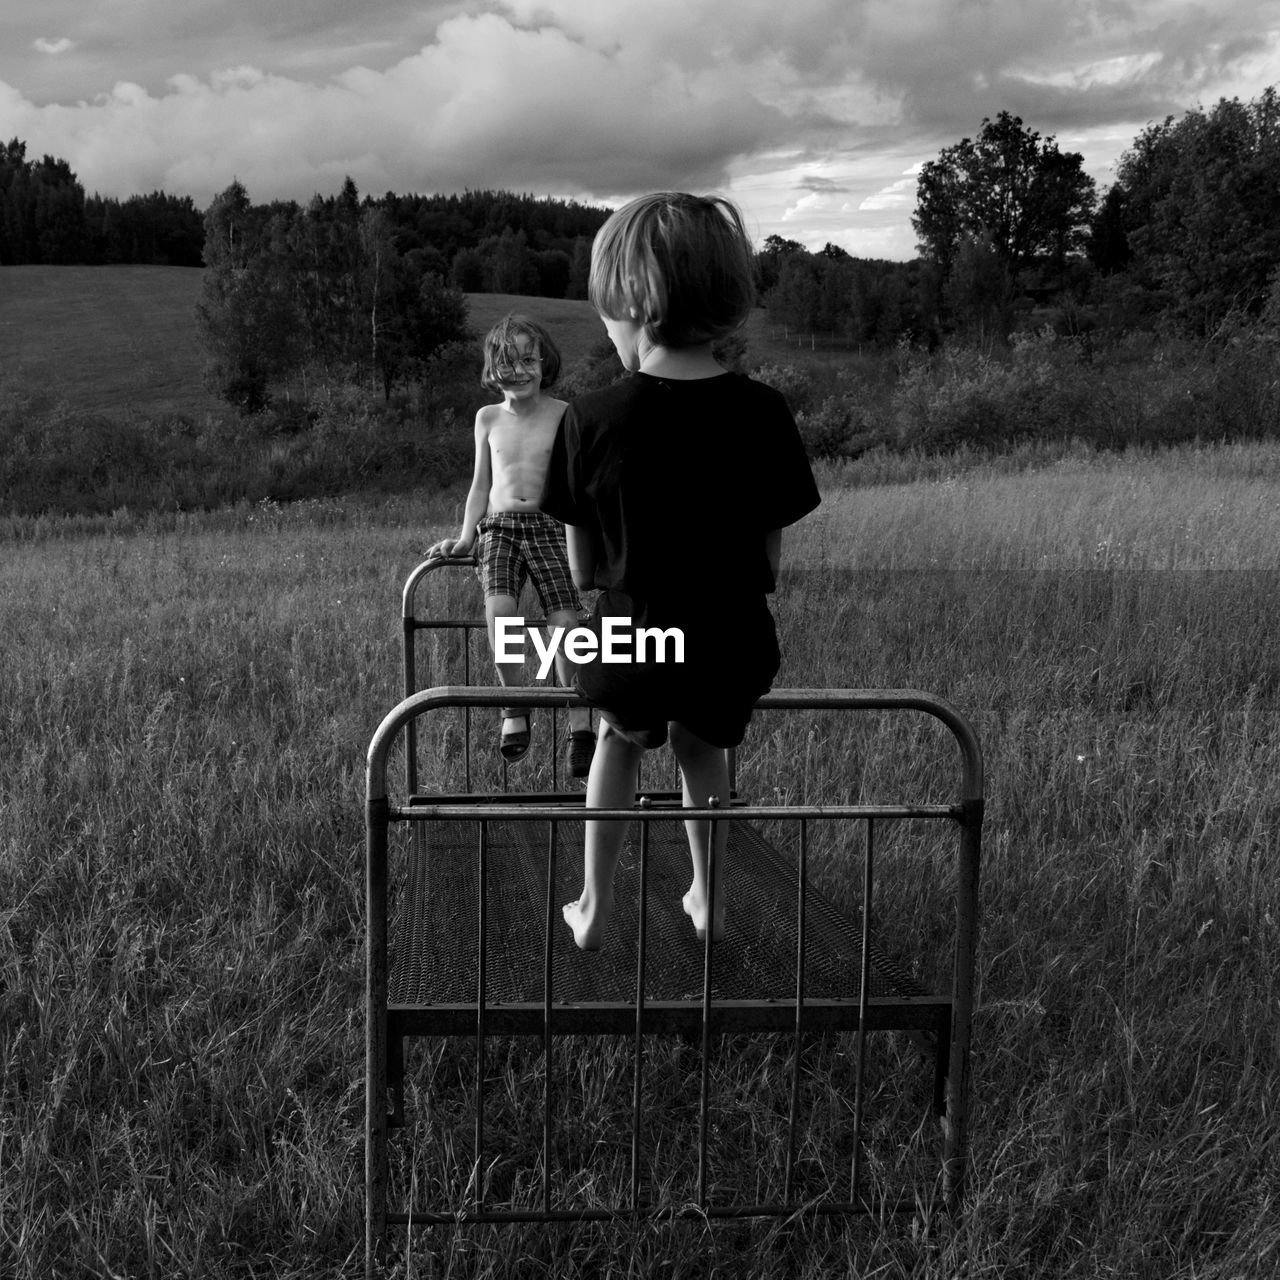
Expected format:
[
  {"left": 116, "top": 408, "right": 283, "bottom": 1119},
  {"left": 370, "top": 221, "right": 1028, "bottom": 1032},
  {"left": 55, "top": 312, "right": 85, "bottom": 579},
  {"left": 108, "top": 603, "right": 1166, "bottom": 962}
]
[{"left": 573, "top": 590, "right": 779, "bottom": 749}]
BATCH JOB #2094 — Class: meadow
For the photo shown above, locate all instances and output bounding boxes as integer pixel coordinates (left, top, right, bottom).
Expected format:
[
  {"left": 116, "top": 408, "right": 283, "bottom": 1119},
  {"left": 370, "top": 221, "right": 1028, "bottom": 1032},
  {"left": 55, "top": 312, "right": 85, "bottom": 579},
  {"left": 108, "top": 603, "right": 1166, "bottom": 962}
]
[
  {"left": 0, "top": 265, "right": 219, "bottom": 420},
  {"left": 2, "top": 443, "right": 1278, "bottom": 1278}
]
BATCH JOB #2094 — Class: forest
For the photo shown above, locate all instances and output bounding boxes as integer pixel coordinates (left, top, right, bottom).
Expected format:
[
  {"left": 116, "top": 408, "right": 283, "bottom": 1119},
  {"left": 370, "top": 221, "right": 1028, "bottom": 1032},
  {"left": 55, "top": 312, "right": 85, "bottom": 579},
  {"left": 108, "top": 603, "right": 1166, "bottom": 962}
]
[{"left": 5, "top": 85, "right": 1278, "bottom": 356}]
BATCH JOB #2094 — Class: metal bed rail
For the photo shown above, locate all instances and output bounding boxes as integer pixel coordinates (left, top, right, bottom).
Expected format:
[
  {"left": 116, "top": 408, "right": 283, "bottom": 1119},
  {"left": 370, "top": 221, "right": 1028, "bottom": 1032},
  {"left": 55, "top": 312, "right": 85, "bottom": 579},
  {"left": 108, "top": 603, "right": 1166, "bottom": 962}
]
[{"left": 365, "top": 686, "right": 983, "bottom": 1270}]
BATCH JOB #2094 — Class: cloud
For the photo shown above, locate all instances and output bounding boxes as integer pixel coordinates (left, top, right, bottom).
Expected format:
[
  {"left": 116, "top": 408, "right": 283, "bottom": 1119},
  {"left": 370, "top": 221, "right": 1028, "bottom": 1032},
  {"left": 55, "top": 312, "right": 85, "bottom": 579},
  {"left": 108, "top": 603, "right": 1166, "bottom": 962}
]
[
  {"left": 1, "top": 12, "right": 789, "bottom": 206},
  {"left": 859, "top": 176, "right": 916, "bottom": 212},
  {"left": 781, "top": 192, "right": 828, "bottom": 222},
  {"left": 798, "top": 175, "right": 850, "bottom": 193},
  {"left": 1, "top": 0, "right": 1277, "bottom": 259}
]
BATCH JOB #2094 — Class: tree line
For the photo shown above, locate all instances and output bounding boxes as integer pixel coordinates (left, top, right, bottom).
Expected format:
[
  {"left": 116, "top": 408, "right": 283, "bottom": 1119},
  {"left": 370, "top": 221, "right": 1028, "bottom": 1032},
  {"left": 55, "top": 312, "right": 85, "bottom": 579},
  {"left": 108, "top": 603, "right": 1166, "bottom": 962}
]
[
  {"left": 766, "top": 88, "right": 1280, "bottom": 346},
  {"left": 0, "top": 134, "right": 610, "bottom": 292},
  {"left": 0, "top": 138, "right": 205, "bottom": 266}
]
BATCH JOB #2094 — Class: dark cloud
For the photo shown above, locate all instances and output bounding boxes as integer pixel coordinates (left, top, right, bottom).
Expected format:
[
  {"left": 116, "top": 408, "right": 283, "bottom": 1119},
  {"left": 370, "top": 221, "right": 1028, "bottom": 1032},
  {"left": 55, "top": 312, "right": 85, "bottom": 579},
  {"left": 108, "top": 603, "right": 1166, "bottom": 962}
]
[
  {"left": 798, "top": 176, "right": 851, "bottom": 193},
  {"left": 0, "top": 0, "right": 1275, "bottom": 259}
]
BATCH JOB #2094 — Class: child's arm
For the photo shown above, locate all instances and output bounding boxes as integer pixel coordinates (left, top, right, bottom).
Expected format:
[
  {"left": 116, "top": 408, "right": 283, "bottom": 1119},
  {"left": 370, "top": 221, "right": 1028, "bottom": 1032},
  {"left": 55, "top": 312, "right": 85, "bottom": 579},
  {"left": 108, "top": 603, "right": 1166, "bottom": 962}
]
[
  {"left": 765, "top": 528, "right": 782, "bottom": 583},
  {"left": 428, "top": 413, "right": 491, "bottom": 557},
  {"left": 565, "top": 524, "right": 597, "bottom": 592}
]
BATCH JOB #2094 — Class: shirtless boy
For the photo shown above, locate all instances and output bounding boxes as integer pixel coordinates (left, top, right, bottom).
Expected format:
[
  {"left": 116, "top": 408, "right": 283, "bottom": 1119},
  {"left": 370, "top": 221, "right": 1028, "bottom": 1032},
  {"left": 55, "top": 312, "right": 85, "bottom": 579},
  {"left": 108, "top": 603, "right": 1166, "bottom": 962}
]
[{"left": 427, "top": 314, "right": 595, "bottom": 777}]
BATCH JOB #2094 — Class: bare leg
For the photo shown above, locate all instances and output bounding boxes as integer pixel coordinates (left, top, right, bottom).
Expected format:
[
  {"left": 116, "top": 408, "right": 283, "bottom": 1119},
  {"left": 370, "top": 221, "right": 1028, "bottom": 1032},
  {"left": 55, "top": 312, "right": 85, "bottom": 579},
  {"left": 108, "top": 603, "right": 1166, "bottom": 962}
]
[
  {"left": 545, "top": 606, "right": 593, "bottom": 734},
  {"left": 562, "top": 719, "right": 644, "bottom": 949},
  {"left": 484, "top": 594, "right": 529, "bottom": 734},
  {"left": 670, "top": 721, "right": 730, "bottom": 942}
]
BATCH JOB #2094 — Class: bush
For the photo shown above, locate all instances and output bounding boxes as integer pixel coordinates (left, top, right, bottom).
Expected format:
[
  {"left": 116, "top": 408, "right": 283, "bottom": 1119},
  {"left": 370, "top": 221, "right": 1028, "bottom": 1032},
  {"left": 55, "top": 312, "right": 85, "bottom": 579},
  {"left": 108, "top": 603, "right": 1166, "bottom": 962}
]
[
  {"left": 752, "top": 362, "right": 814, "bottom": 414},
  {"left": 558, "top": 337, "right": 627, "bottom": 398},
  {"left": 796, "top": 396, "right": 854, "bottom": 459},
  {"left": 892, "top": 330, "right": 1102, "bottom": 450},
  {"left": 0, "top": 372, "right": 476, "bottom": 519}
]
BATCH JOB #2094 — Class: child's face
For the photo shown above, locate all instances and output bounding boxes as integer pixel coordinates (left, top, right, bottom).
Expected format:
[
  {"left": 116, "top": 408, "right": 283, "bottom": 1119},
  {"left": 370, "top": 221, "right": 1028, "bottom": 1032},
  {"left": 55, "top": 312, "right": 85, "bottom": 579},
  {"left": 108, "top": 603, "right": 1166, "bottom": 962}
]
[
  {"left": 600, "top": 314, "right": 644, "bottom": 372},
  {"left": 493, "top": 334, "right": 543, "bottom": 397}
]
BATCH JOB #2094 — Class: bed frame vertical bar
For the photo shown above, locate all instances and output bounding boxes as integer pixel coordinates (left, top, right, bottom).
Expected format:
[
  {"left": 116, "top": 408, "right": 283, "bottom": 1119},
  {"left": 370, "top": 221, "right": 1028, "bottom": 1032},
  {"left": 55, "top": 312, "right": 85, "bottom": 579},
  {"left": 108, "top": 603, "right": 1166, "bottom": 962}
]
[
  {"left": 463, "top": 628, "right": 473, "bottom": 794},
  {"left": 696, "top": 798, "right": 721, "bottom": 1211},
  {"left": 851, "top": 817, "right": 874, "bottom": 1204},
  {"left": 473, "top": 819, "right": 488, "bottom": 1213},
  {"left": 784, "top": 816, "right": 808, "bottom": 1202},
  {"left": 543, "top": 820, "right": 557, "bottom": 1215},
  {"left": 631, "top": 812, "right": 651, "bottom": 1212}
]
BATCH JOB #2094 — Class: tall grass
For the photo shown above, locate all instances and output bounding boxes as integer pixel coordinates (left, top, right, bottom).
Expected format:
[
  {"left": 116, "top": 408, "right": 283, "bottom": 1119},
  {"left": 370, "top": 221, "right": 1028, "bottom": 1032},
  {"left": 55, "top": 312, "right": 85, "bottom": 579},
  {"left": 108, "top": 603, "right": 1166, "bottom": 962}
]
[
  {"left": 808, "top": 439, "right": 1280, "bottom": 569},
  {"left": 2, "top": 444, "right": 1278, "bottom": 1277}
]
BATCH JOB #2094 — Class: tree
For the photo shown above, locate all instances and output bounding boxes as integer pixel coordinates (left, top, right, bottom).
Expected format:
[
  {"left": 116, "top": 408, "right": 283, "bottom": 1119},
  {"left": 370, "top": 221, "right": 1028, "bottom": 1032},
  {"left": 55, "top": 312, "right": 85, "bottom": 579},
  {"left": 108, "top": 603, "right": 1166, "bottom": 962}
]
[
  {"left": 566, "top": 235, "right": 591, "bottom": 299},
  {"left": 913, "top": 112, "right": 1096, "bottom": 289},
  {"left": 410, "top": 273, "right": 470, "bottom": 362},
  {"left": 354, "top": 209, "right": 470, "bottom": 400},
  {"left": 1088, "top": 185, "right": 1132, "bottom": 275},
  {"left": 197, "top": 182, "right": 303, "bottom": 411},
  {"left": 765, "top": 253, "right": 821, "bottom": 337},
  {"left": 450, "top": 246, "right": 486, "bottom": 292},
  {"left": 756, "top": 233, "right": 806, "bottom": 293},
  {"left": 359, "top": 206, "right": 403, "bottom": 398},
  {"left": 1110, "top": 88, "right": 1280, "bottom": 332},
  {"left": 0, "top": 139, "right": 89, "bottom": 264},
  {"left": 946, "top": 231, "right": 1015, "bottom": 348},
  {"left": 480, "top": 227, "right": 537, "bottom": 294}
]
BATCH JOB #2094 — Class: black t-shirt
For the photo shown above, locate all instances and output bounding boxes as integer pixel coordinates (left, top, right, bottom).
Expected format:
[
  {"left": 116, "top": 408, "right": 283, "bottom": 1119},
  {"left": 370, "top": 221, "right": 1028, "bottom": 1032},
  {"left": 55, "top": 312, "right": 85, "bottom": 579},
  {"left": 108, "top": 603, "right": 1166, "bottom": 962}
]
[{"left": 541, "top": 371, "right": 820, "bottom": 621}]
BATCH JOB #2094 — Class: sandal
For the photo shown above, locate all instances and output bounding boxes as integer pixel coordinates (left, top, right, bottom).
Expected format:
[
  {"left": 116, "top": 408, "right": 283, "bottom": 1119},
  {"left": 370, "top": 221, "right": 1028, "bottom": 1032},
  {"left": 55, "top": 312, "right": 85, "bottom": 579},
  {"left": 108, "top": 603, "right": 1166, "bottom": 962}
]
[
  {"left": 500, "top": 715, "right": 531, "bottom": 762},
  {"left": 567, "top": 729, "right": 596, "bottom": 779}
]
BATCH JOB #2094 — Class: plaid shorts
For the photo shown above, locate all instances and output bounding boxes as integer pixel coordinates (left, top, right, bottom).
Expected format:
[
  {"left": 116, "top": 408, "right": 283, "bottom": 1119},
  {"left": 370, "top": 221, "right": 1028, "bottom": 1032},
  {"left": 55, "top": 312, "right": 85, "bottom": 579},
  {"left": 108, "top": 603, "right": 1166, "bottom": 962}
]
[{"left": 475, "top": 511, "right": 582, "bottom": 616}]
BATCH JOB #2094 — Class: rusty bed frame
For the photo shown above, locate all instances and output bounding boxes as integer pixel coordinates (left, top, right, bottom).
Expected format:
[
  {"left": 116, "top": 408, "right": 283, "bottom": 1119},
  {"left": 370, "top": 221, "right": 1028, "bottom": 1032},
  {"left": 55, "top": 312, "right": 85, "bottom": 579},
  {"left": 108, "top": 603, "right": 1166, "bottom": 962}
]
[{"left": 364, "top": 556, "right": 984, "bottom": 1272}]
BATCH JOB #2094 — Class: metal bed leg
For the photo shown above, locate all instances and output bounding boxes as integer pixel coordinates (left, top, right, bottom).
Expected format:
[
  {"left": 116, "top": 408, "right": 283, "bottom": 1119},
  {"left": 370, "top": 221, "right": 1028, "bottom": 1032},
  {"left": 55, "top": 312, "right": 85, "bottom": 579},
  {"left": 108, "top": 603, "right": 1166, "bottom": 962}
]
[
  {"left": 943, "top": 798, "right": 983, "bottom": 1212},
  {"left": 366, "top": 798, "right": 390, "bottom": 1278}
]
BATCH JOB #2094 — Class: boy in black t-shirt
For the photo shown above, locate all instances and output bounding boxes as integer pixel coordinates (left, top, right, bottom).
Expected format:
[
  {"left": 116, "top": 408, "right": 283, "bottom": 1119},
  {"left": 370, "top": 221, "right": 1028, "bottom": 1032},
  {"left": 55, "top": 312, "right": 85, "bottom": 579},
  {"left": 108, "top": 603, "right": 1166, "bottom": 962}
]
[{"left": 541, "top": 192, "right": 820, "bottom": 950}]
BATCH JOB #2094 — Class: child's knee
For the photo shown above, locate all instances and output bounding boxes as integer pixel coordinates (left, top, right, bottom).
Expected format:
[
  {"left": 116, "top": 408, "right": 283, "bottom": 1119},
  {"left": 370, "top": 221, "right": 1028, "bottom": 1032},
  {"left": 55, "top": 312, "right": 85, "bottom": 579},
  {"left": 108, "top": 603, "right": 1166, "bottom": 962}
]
[{"left": 545, "top": 606, "right": 582, "bottom": 631}]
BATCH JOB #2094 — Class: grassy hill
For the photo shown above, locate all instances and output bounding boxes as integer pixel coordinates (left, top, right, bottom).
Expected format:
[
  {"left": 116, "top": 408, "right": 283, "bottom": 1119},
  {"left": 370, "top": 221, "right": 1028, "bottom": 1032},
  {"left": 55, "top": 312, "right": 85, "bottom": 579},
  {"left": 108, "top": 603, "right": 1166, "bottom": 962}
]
[
  {"left": 0, "top": 265, "right": 832, "bottom": 422},
  {"left": 0, "top": 269, "right": 614, "bottom": 420},
  {"left": 0, "top": 264, "right": 220, "bottom": 419},
  {"left": 465, "top": 292, "right": 606, "bottom": 367}
]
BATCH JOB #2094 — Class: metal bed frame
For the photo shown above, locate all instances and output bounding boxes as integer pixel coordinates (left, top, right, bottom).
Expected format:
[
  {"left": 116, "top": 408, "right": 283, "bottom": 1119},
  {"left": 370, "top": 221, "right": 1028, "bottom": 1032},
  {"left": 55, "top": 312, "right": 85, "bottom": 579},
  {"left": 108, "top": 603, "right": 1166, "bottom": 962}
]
[{"left": 364, "top": 556, "right": 983, "bottom": 1274}]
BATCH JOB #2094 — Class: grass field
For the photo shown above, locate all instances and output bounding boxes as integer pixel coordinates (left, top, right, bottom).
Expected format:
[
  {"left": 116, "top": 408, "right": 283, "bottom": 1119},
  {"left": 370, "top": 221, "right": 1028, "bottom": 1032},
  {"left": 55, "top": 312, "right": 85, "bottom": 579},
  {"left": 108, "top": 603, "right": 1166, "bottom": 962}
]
[
  {"left": 2, "top": 444, "right": 1278, "bottom": 1277},
  {"left": 0, "top": 265, "right": 221, "bottom": 419}
]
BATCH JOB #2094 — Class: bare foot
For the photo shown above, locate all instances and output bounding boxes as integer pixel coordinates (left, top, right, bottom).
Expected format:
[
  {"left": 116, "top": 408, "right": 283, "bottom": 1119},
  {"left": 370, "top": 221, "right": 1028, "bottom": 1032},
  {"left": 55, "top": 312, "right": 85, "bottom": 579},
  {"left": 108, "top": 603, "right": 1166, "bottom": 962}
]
[
  {"left": 682, "top": 889, "right": 726, "bottom": 943},
  {"left": 562, "top": 893, "right": 613, "bottom": 950}
]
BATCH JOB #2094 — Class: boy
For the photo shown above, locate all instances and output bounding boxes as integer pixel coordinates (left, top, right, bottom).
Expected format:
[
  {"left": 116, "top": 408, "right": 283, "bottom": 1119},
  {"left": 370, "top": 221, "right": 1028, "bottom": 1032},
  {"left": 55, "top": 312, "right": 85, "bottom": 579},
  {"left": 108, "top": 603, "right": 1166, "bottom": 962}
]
[
  {"left": 541, "top": 194, "right": 821, "bottom": 949},
  {"left": 428, "top": 314, "right": 595, "bottom": 777}
]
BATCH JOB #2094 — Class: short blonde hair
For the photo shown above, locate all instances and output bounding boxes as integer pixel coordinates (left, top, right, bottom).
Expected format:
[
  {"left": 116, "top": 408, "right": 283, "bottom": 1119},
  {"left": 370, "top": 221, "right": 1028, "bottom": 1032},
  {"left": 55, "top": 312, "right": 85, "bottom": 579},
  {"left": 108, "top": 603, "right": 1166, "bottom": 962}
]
[
  {"left": 588, "top": 192, "right": 756, "bottom": 348},
  {"left": 480, "top": 314, "right": 562, "bottom": 392}
]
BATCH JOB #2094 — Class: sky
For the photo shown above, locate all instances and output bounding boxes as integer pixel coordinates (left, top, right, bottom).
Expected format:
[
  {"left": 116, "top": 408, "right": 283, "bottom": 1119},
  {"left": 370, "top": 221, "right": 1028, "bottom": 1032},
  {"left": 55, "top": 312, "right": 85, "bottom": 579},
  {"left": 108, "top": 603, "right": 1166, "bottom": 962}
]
[{"left": 2, "top": 0, "right": 1279, "bottom": 261}]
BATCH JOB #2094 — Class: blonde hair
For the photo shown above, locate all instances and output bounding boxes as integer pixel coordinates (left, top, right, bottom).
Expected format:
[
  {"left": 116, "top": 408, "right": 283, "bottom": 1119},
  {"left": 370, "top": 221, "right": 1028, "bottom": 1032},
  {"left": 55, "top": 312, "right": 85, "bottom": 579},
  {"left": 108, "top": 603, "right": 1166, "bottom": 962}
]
[
  {"left": 479, "top": 314, "right": 562, "bottom": 392},
  {"left": 588, "top": 192, "right": 756, "bottom": 348}
]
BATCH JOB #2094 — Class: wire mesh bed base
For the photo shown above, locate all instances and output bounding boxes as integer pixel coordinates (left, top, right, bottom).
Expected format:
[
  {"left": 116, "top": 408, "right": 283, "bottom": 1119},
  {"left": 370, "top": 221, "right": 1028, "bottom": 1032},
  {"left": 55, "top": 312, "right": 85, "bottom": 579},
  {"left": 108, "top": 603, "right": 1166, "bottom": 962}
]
[
  {"left": 389, "top": 809, "right": 949, "bottom": 1042},
  {"left": 365, "top": 684, "right": 983, "bottom": 1271}
]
